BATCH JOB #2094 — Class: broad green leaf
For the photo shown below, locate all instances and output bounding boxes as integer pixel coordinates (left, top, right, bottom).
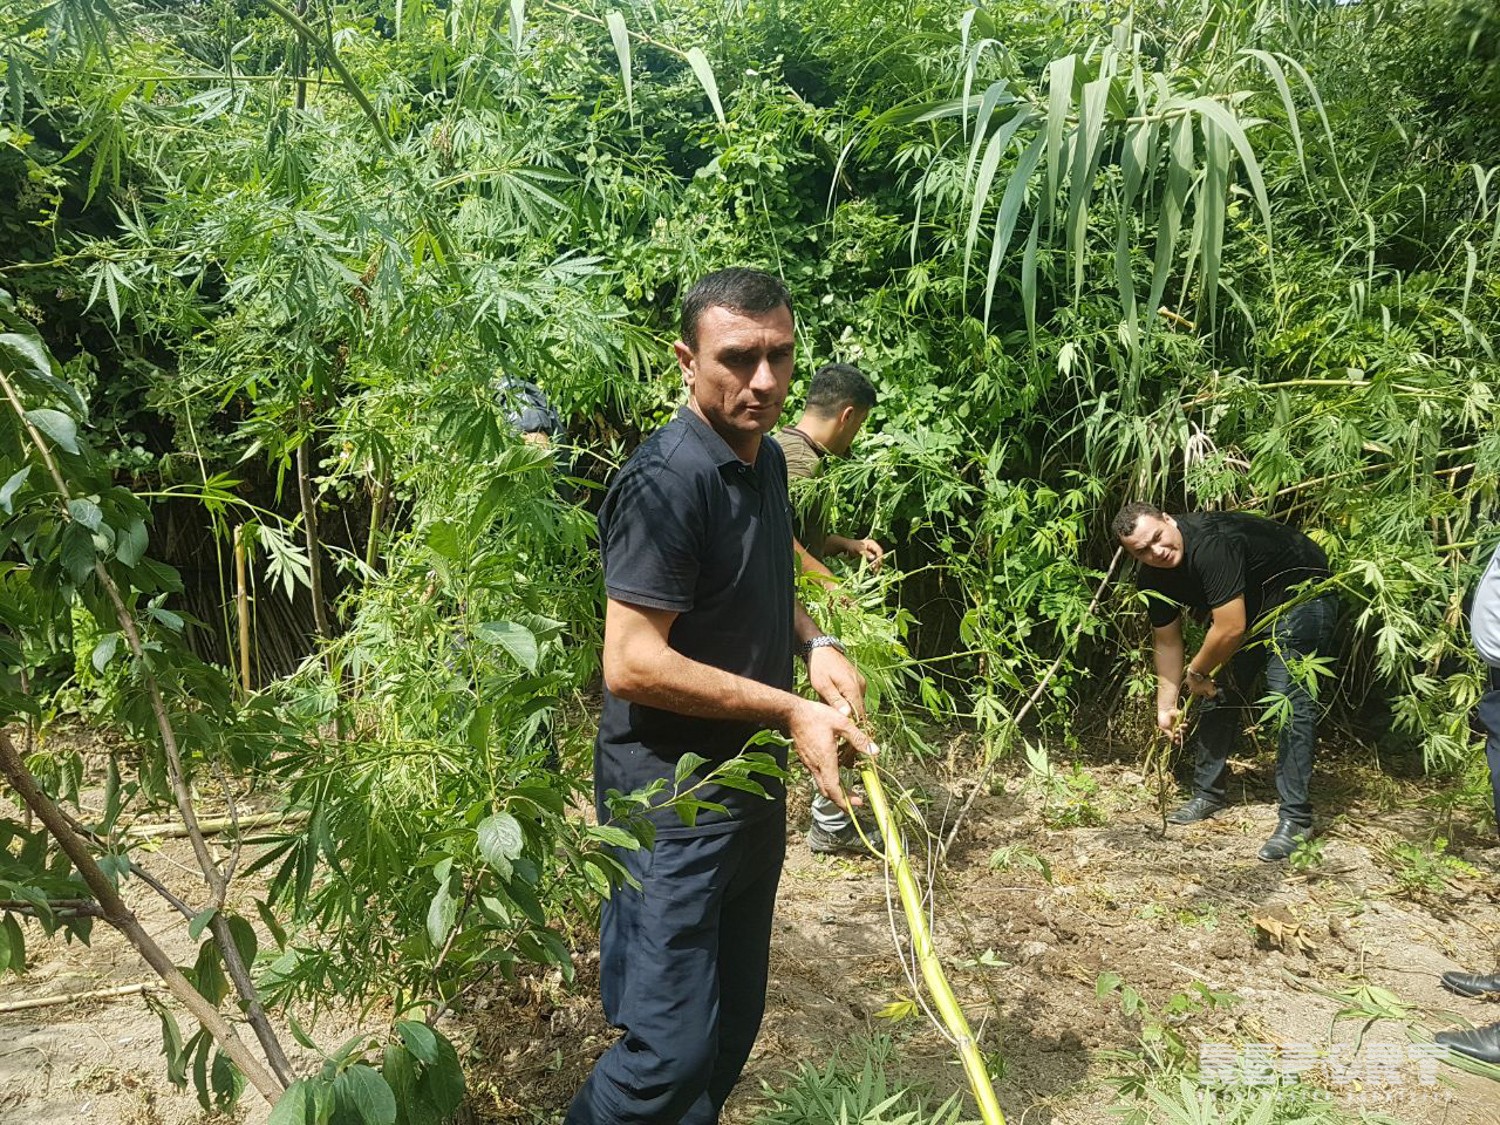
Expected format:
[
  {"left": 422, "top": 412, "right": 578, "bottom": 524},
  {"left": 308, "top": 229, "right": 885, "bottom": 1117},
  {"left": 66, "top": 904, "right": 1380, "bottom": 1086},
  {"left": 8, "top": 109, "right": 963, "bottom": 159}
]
[
  {"left": 395, "top": 1019, "right": 439, "bottom": 1066},
  {"left": 1067, "top": 73, "right": 1113, "bottom": 298},
  {"left": 477, "top": 812, "right": 524, "bottom": 878},
  {"left": 91, "top": 632, "right": 120, "bottom": 673},
  {"left": 334, "top": 1064, "right": 396, "bottom": 1125},
  {"left": 0, "top": 332, "right": 53, "bottom": 380},
  {"left": 68, "top": 497, "right": 103, "bottom": 531},
  {"left": 983, "top": 133, "right": 1045, "bottom": 326},
  {"left": 426, "top": 882, "right": 457, "bottom": 948},
  {"left": 0, "top": 466, "right": 30, "bottom": 514},
  {"left": 673, "top": 751, "right": 709, "bottom": 787},
  {"left": 606, "top": 11, "right": 632, "bottom": 117},
  {"left": 23, "top": 408, "right": 79, "bottom": 454},
  {"left": 685, "top": 48, "right": 725, "bottom": 127},
  {"left": 209, "top": 1050, "right": 240, "bottom": 1109},
  {"left": 508, "top": 0, "right": 524, "bottom": 53},
  {"left": 587, "top": 824, "right": 640, "bottom": 849},
  {"left": 1240, "top": 49, "right": 1304, "bottom": 169},
  {"left": 60, "top": 522, "right": 97, "bottom": 583},
  {"left": 271, "top": 1086, "right": 321, "bottom": 1125},
  {"left": 1148, "top": 113, "right": 1195, "bottom": 319},
  {"left": 475, "top": 620, "right": 538, "bottom": 672},
  {"left": 382, "top": 1043, "right": 416, "bottom": 1106},
  {"left": 157, "top": 1003, "right": 187, "bottom": 1087},
  {"left": 1, "top": 915, "right": 22, "bottom": 971},
  {"left": 417, "top": 1033, "right": 465, "bottom": 1114},
  {"left": 226, "top": 913, "right": 258, "bottom": 968},
  {"left": 1187, "top": 96, "right": 1273, "bottom": 236},
  {"left": 963, "top": 108, "right": 1029, "bottom": 276},
  {"left": 1043, "top": 54, "right": 1076, "bottom": 216},
  {"left": 425, "top": 520, "right": 463, "bottom": 561},
  {"left": 115, "top": 518, "right": 148, "bottom": 567},
  {"left": 964, "top": 80, "right": 1014, "bottom": 181},
  {"left": 1021, "top": 216, "right": 1040, "bottom": 339},
  {"left": 1196, "top": 108, "right": 1230, "bottom": 326}
]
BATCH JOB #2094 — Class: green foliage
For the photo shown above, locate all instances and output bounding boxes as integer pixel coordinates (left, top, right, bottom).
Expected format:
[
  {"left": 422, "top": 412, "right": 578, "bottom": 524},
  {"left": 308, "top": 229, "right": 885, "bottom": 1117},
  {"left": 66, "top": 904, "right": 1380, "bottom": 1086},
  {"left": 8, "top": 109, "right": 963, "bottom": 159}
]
[
  {"left": 2, "top": 0, "right": 1500, "bottom": 1115},
  {"left": 1378, "top": 835, "right": 1479, "bottom": 901},
  {"left": 1285, "top": 836, "right": 1325, "bottom": 876},
  {"left": 1097, "top": 971, "right": 1241, "bottom": 1096},
  {"left": 754, "top": 1035, "right": 973, "bottom": 1125},
  {"left": 1023, "top": 742, "right": 1106, "bottom": 828}
]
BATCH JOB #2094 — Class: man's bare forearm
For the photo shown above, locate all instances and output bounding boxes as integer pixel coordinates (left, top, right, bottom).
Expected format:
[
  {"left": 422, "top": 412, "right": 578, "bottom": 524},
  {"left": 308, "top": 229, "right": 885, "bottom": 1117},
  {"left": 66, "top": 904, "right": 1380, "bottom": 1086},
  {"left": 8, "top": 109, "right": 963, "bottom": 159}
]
[
  {"left": 612, "top": 644, "right": 803, "bottom": 729},
  {"left": 1153, "top": 623, "right": 1185, "bottom": 711},
  {"left": 1193, "top": 623, "right": 1244, "bottom": 676}
]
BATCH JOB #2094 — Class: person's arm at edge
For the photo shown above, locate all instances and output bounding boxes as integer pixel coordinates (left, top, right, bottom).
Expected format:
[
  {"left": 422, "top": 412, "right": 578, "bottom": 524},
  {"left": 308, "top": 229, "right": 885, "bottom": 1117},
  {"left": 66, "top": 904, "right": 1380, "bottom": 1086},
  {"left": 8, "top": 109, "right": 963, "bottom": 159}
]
[
  {"left": 1188, "top": 596, "right": 1247, "bottom": 695},
  {"left": 794, "top": 538, "right": 839, "bottom": 588},
  {"left": 824, "top": 533, "right": 885, "bottom": 572},
  {"left": 604, "top": 598, "right": 872, "bottom": 810},
  {"left": 1152, "top": 616, "right": 1185, "bottom": 739}
]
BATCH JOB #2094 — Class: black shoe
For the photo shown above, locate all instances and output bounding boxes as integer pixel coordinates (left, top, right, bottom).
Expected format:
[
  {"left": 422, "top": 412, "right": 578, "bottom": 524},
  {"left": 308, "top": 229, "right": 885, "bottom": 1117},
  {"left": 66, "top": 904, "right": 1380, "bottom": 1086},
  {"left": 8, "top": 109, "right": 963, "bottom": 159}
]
[
  {"left": 1167, "top": 796, "right": 1225, "bottom": 825},
  {"left": 808, "top": 819, "right": 884, "bottom": 856},
  {"left": 1257, "top": 820, "right": 1311, "bottom": 862},
  {"left": 1435, "top": 1020, "right": 1500, "bottom": 1065},
  {"left": 1441, "top": 971, "right": 1500, "bottom": 999}
]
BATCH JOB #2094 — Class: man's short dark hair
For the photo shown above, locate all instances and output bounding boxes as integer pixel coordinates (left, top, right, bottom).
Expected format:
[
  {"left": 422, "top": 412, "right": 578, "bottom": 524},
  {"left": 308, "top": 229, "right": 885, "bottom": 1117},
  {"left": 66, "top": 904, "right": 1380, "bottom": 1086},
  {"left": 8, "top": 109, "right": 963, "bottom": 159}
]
[
  {"left": 680, "top": 268, "right": 793, "bottom": 350},
  {"left": 1112, "top": 500, "right": 1165, "bottom": 540},
  {"left": 805, "top": 363, "right": 877, "bottom": 415}
]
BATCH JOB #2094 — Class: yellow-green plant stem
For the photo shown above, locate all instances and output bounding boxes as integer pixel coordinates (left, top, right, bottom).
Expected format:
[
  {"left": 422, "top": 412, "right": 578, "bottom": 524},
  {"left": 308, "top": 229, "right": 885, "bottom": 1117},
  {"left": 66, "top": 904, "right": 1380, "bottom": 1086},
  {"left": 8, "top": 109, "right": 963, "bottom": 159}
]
[{"left": 857, "top": 762, "right": 1007, "bottom": 1125}]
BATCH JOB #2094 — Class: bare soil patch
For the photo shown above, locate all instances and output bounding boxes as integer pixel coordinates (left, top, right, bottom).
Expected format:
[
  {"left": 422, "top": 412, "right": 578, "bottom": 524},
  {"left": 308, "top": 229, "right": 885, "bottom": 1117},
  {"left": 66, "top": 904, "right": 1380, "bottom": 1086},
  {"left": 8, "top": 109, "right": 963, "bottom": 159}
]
[{"left": 4, "top": 739, "right": 1498, "bottom": 1124}]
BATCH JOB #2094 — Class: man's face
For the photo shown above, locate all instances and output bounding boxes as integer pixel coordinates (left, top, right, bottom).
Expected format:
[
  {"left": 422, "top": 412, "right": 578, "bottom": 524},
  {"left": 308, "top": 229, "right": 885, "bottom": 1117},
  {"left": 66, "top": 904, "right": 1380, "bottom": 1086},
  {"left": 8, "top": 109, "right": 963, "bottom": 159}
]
[
  {"left": 1120, "top": 513, "right": 1184, "bottom": 569},
  {"left": 675, "top": 304, "right": 795, "bottom": 453},
  {"left": 826, "top": 405, "right": 870, "bottom": 457}
]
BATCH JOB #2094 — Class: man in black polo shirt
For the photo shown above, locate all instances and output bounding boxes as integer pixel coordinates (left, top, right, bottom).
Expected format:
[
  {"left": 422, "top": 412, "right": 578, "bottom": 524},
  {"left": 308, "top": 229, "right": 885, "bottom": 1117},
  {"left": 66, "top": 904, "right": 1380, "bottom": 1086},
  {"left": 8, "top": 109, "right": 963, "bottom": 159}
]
[
  {"left": 566, "top": 269, "right": 873, "bottom": 1125},
  {"left": 1113, "top": 502, "right": 1335, "bottom": 861}
]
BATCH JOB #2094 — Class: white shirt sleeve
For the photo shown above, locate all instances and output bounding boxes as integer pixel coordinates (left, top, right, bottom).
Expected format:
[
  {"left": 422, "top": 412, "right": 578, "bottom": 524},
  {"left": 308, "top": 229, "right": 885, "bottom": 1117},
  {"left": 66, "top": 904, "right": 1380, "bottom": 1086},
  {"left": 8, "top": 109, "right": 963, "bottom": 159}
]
[{"left": 1474, "top": 542, "right": 1500, "bottom": 666}]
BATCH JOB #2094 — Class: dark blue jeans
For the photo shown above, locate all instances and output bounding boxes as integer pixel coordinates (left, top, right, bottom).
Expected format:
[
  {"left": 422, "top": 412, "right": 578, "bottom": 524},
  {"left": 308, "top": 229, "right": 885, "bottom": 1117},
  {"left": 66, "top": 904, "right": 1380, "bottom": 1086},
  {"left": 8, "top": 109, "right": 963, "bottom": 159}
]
[
  {"left": 1189, "top": 596, "right": 1337, "bottom": 828},
  {"left": 1479, "top": 665, "right": 1500, "bottom": 830},
  {"left": 565, "top": 812, "right": 786, "bottom": 1125}
]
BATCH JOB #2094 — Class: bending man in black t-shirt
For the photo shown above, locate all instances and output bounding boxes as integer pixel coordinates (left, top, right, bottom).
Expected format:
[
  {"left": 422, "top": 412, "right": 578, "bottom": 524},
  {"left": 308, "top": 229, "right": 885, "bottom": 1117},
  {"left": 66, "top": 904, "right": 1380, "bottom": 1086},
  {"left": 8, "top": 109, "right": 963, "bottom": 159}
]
[
  {"left": 1113, "top": 502, "right": 1336, "bottom": 862},
  {"left": 566, "top": 269, "right": 874, "bottom": 1124}
]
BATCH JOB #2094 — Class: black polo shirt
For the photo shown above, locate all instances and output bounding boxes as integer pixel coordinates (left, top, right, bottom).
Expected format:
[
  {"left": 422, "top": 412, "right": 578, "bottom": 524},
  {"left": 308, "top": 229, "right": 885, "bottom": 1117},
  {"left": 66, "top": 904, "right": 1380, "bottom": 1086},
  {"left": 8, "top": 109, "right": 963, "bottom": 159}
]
[
  {"left": 1138, "top": 512, "right": 1329, "bottom": 630},
  {"left": 594, "top": 406, "right": 795, "bottom": 836}
]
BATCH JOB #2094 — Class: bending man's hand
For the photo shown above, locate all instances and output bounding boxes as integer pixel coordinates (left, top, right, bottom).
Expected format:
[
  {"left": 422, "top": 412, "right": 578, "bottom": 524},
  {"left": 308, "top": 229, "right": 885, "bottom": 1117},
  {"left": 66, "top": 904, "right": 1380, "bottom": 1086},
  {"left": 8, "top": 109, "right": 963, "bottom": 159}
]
[
  {"left": 787, "top": 698, "right": 875, "bottom": 812},
  {"left": 1157, "top": 706, "right": 1184, "bottom": 744}
]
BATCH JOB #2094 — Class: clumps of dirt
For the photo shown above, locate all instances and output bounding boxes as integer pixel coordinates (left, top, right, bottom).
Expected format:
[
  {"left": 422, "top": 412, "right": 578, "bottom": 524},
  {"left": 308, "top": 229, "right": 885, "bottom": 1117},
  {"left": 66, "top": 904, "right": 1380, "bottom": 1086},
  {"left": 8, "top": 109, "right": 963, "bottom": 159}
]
[{"left": 457, "top": 955, "right": 608, "bottom": 1122}]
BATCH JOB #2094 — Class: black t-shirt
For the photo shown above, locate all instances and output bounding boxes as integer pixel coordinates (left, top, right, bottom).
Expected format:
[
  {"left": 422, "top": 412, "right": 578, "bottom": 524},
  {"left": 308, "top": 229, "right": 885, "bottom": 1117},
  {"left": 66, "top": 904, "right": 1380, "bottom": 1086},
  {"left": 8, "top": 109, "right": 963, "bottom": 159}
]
[
  {"left": 1138, "top": 512, "right": 1329, "bottom": 630},
  {"left": 594, "top": 406, "right": 795, "bottom": 836}
]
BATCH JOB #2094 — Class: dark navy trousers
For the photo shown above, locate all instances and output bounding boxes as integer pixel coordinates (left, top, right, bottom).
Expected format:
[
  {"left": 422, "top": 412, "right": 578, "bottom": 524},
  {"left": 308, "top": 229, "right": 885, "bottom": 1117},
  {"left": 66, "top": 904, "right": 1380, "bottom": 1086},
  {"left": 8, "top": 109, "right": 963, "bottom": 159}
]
[
  {"left": 565, "top": 811, "right": 786, "bottom": 1124},
  {"left": 1189, "top": 595, "right": 1337, "bottom": 827},
  {"left": 1479, "top": 665, "right": 1500, "bottom": 831}
]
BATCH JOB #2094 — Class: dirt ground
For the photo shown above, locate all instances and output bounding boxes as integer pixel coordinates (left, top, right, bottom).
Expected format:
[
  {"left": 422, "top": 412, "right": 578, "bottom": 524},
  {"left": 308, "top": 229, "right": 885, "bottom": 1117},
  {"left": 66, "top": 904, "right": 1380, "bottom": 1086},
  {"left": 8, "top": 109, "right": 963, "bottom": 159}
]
[{"left": 3, "top": 738, "right": 1499, "bottom": 1124}]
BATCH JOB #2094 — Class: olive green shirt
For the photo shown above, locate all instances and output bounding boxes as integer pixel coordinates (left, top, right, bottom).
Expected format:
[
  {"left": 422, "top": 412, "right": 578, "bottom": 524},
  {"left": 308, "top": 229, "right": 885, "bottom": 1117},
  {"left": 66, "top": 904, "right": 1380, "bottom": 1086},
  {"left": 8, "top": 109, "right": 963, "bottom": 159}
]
[{"left": 773, "top": 427, "right": 830, "bottom": 559}]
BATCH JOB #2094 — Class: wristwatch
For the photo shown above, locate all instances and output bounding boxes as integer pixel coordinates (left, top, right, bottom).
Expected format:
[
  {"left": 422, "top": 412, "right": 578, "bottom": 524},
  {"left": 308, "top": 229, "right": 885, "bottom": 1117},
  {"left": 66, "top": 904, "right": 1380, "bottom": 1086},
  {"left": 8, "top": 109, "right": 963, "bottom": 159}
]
[
  {"left": 1186, "top": 667, "right": 1212, "bottom": 685},
  {"left": 798, "top": 635, "right": 846, "bottom": 660}
]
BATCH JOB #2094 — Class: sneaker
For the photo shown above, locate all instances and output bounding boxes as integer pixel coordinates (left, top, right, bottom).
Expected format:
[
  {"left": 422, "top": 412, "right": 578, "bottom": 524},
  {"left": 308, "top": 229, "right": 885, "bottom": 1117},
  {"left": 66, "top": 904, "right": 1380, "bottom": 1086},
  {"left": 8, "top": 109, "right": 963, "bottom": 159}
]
[
  {"left": 808, "top": 819, "right": 884, "bottom": 856},
  {"left": 1167, "top": 796, "right": 1226, "bottom": 825}
]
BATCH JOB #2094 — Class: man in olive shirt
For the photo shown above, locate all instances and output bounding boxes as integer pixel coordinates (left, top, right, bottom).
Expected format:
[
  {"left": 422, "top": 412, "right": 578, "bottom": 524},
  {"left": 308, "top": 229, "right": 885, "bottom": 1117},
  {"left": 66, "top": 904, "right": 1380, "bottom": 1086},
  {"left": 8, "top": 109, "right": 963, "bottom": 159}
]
[
  {"left": 775, "top": 363, "right": 884, "bottom": 575},
  {"left": 1113, "top": 502, "right": 1335, "bottom": 861},
  {"left": 774, "top": 363, "right": 884, "bottom": 854}
]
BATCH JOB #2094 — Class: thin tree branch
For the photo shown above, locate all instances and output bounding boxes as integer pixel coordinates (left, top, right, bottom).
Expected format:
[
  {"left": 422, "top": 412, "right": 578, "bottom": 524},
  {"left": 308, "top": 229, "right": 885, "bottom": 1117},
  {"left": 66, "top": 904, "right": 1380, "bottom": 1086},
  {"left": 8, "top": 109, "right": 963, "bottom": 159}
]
[
  {"left": 0, "top": 981, "right": 162, "bottom": 1014},
  {"left": 940, "top": 547, "right": 1123, "bottom": 860},
  {"left": 0, "top": 728, "right": 284, "bottom": 1102},
  {"left": 0, "top": 371, "right": 294, "bottom": 1091}
]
